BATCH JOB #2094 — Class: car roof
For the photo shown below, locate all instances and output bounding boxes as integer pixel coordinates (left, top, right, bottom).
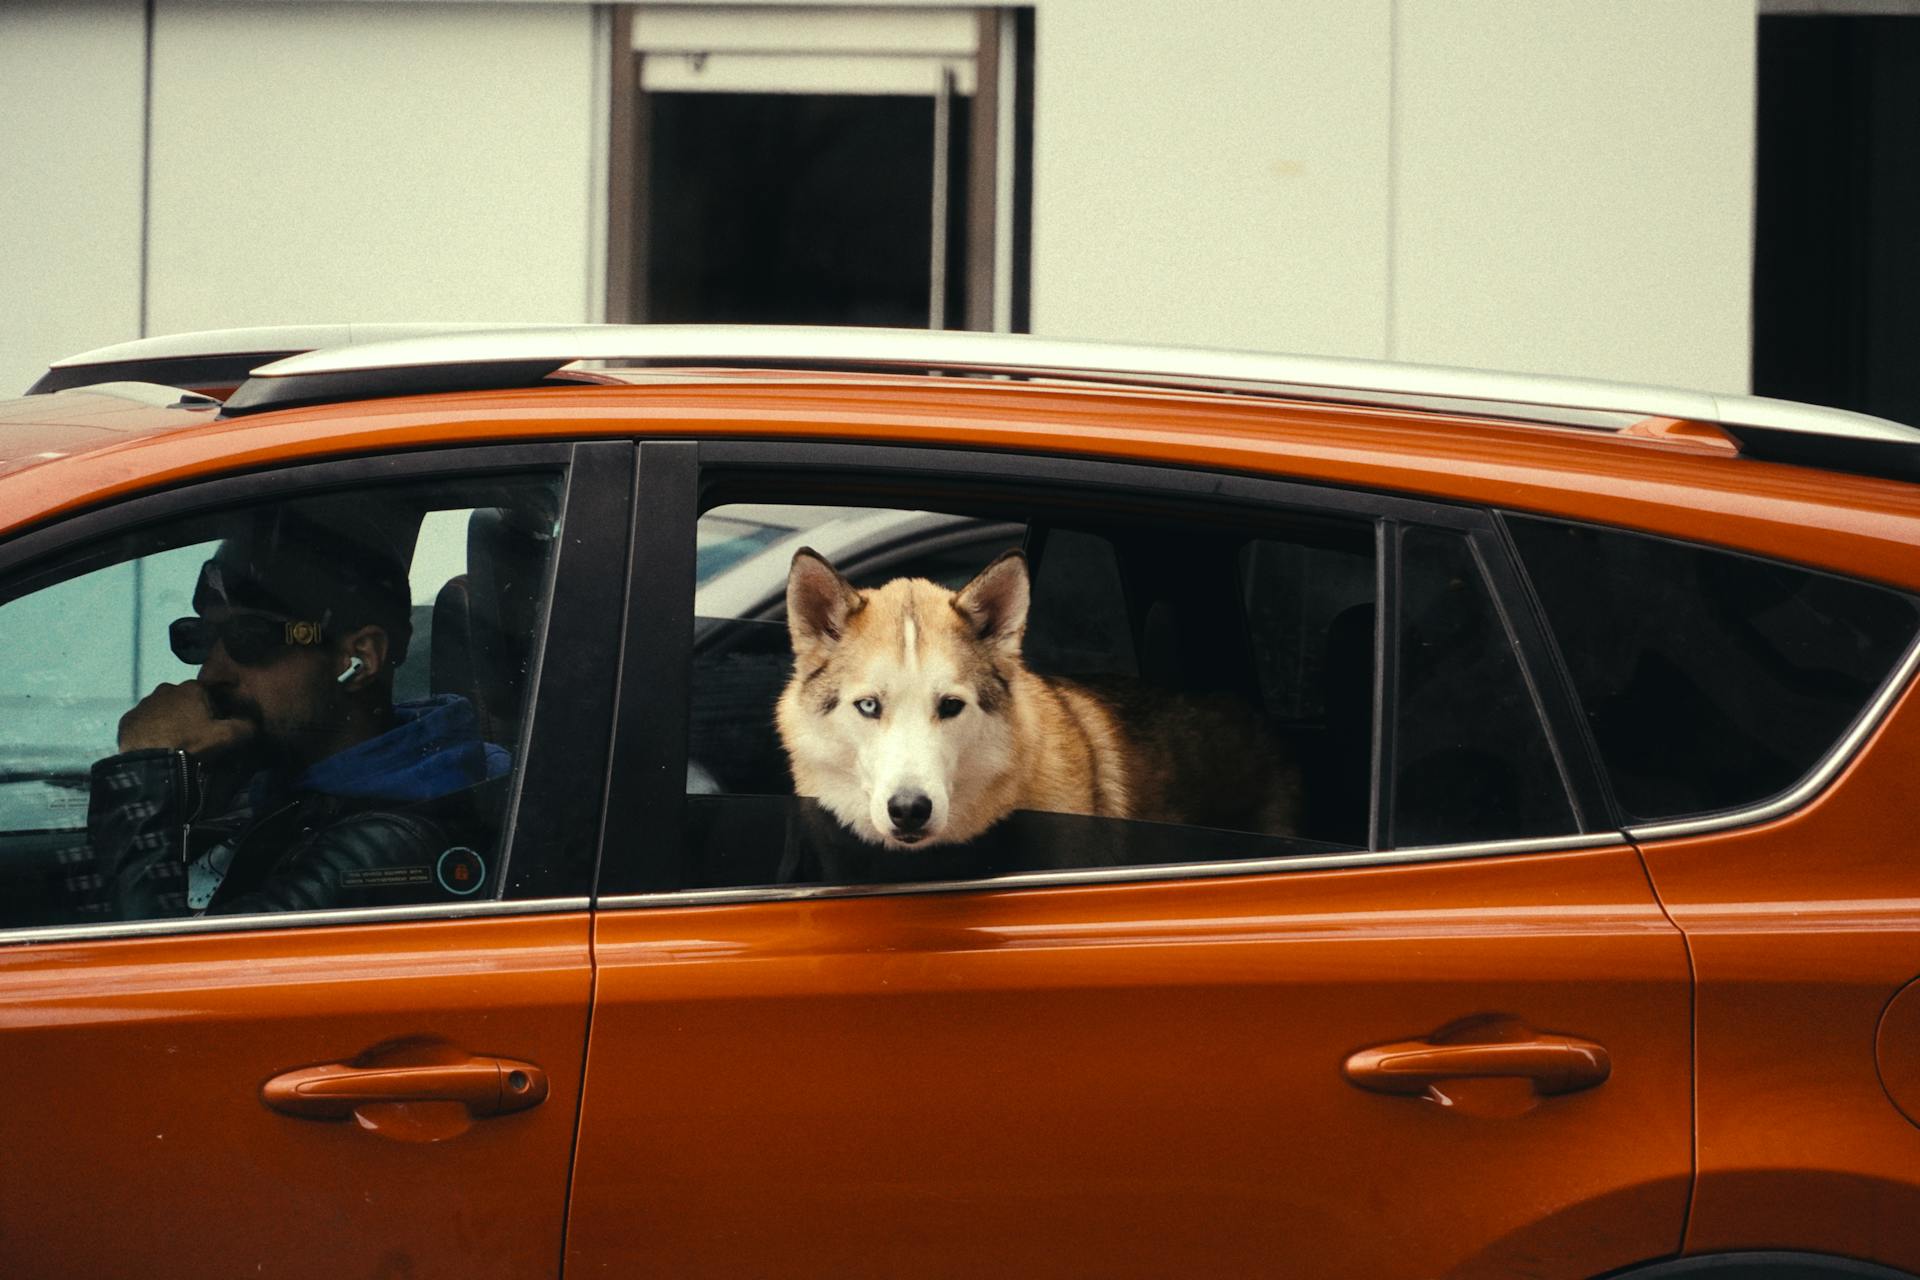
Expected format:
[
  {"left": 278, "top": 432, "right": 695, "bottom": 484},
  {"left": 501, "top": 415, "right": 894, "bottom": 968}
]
[
  {"left": 0, "top": 384, "right": 222, "bottom": 478},
  {"left": 9, "top": 326, "right": 1920, "bottom": 592}
]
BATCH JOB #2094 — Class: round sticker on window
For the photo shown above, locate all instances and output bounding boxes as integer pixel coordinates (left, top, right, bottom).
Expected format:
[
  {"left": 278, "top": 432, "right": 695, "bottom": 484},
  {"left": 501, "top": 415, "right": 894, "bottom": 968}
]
[{"left": 436, "top": 847, "right": 486, "bottom": 896}]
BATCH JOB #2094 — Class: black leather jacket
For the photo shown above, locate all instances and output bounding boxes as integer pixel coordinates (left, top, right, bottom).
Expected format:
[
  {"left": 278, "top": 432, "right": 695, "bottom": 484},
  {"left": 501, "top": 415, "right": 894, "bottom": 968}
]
[{"left": 87, "top": 748, "right": 501, "bottom": 918}]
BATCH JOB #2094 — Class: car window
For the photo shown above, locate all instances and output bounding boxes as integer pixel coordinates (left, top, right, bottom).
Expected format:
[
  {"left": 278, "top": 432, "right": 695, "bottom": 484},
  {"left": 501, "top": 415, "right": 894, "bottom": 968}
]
[
  {"left": 0, "top": 472, "right": 564, "bottom": 930},
  {"left": 677, "top": 492, "right": 1593, "bottom": 894},
  {"left": 1508, "top": 514, "right": 1920, "bottom": 823}
]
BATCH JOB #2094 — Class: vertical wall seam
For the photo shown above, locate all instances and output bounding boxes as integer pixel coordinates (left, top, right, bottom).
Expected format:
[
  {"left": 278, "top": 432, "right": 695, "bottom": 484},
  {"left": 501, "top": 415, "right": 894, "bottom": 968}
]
[
  {"left": 992, "top": 7, "right": 1017, "bottom": 332},
  {"left": 587, "top": 4, "right": 613, "bottom": 324},
  {"left": 1384, "top": 0, "right": 1399, "bottom": 361},
  {"left": 139, "top": 0, "right": 155, "bottom": 338}
]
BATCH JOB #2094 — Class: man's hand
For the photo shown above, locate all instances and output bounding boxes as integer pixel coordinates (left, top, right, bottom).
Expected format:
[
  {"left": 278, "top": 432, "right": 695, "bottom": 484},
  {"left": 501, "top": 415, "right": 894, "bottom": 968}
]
[{"left": 118, "top": 681, "right": 257, "bottom": 757}]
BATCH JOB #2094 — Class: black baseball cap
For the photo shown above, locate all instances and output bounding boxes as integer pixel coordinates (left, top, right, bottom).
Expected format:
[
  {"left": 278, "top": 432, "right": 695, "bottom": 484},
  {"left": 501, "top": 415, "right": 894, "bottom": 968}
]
[{"left": 191, "top": 506, "right": 413, "bottom": 665}]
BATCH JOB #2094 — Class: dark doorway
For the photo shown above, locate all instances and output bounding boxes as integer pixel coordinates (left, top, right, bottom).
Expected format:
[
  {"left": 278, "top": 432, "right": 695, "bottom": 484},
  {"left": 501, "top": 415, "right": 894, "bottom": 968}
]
[
  {"left": 641, "top": 92, "right": 970, "bottom": 329},
  {"left": 1754, "top": 16, "right": 1920, "bottom": 427}
]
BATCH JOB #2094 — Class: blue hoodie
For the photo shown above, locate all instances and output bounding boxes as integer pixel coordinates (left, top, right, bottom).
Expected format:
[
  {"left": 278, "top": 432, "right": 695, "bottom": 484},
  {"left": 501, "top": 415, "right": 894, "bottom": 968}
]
[{"left": 297, "top": 694, "right": 509, "bottom": 803}]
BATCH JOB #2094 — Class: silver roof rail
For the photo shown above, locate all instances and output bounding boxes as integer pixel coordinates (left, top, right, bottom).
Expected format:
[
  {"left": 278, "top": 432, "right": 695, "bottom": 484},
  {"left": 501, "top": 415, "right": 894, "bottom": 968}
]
[
  {"left": 45, "top": 324, "right": 526, "bottom": 369},
  {"left": 218, "top": 324, "right": 1920, "bottom": 450},
  {"left": 27, "top": 323, "right": 557, "bottom": 397}
]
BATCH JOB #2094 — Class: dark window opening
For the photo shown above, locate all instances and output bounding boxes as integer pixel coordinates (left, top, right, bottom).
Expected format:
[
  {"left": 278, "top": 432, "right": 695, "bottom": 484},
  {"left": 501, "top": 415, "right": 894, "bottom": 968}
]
[
  {"left": 644, "top": 92, "right": 967, "bottom": 328},
  {"left": 608, "top": 9, "right": 1033, "bottom": 332}
]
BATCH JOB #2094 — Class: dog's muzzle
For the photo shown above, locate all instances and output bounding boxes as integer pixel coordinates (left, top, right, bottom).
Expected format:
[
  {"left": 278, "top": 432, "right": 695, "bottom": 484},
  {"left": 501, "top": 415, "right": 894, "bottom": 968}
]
[{"left": 886, "top": 790, "right": 934, "bottom": 842}]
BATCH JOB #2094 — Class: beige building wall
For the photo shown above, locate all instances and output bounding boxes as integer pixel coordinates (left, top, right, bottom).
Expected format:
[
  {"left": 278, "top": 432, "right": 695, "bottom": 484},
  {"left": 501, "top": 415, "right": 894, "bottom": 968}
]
[
  {"left": 3, "top": 0, "right": 1759, "bottom": 398},
  {"left": 1391, "top": 0, "right": 1756, "bottom": 393},
  {"left": 1030, "top": 0, "right": 1756, "bottom": 393},
  {"left": 1029, "top": 0, "right": 1394, "bottom": 361},
  {"left": 0, "top": 1, "right": 147, "bottom": 396},
  {"left": 145, "top": 1, "right": 602, "bottom": 338}
]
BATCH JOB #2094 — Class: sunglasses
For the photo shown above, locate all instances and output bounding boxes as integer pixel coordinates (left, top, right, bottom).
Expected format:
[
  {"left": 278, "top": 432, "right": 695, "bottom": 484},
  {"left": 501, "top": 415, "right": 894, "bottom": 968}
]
[{"left": 168, "top": 615, "right": 326, "bottom": 666}]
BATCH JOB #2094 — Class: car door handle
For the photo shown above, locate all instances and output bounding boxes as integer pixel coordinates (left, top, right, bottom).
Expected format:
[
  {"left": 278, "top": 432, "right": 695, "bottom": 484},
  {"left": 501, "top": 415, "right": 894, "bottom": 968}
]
[
  {"left": 262, "top": 1052, "right": 549, "bottom": 1121},
  {"left": 1343, "top": 1027, "right": 1611, "bottom": 1097}
]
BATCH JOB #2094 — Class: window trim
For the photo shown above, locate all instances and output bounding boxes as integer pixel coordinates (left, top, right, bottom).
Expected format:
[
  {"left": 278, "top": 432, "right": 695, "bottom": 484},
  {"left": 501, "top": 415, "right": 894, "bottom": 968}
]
[
  {"left": 1368, "top": 516, "right": 1399, "bottom": 851},
  {"left": 0, "top": 441, "right": 619, "bottom": 946},
  {"left": 602, "top": 440, "right": 700, "bottom": 896},
  {"left": 1464, "top": 519, "right": 1616, "bottom": 831},
  {"left": 597, "top": 438, "right": 1616, "bottom": 902},
  {"left": 0, "top": 897, "right": 594, "bottom": 948},
  {"left": 506, "top": 441, "right": 636, "bottom": 900},
  {"left": 593, "top": 831, "right": 1624, "bottom": 911}
]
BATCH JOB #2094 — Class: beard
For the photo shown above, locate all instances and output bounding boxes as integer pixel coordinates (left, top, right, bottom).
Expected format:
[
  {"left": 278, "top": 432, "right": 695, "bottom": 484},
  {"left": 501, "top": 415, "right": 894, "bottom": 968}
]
[
  {"left": 203, "top": 687, "right": 312, "bottom": 772},
  {"left": 203, "top": 685, "right": 259, "bottom": 726}
]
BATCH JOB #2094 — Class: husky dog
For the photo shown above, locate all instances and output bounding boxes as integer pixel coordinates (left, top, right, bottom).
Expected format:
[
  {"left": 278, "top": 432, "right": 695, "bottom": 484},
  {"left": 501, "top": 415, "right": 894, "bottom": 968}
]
[{"left": 775, "top": 548, "right": 1300, "bottom": 851}]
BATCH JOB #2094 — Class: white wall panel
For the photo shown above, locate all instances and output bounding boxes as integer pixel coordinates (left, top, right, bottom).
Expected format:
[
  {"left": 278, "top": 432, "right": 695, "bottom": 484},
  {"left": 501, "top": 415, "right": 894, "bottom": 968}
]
[
  {"left": 146, "top": 1, "right": 599, "bottom": 333},
  {"left": 1393, "top": 0, "right": 1756, "bottom": 392},
  {"left": 0, "top": 1, "right": 146, "bottom": 396},
  {"left": 1029, "top": 0, "right": 1392, "bottom": 358}
]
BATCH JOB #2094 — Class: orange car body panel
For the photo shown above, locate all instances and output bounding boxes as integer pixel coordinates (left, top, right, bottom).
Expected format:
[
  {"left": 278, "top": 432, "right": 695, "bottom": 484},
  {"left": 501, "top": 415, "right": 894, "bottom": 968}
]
[
  {"left": 0, "top": 913, "right": 591, "bottom": 1277},
  {"left": 568, "top": 846, "right": 1691, "bottom": 1279},
  {"left": 1636, "top": 670, "right": 1920, "bottom": 1272}
]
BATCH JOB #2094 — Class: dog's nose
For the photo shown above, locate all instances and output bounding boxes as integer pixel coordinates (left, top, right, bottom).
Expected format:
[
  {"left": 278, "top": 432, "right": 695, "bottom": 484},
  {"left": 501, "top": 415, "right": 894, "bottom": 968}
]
[{"left": 887, "top": 791, "right": 933, "bottom": 833}]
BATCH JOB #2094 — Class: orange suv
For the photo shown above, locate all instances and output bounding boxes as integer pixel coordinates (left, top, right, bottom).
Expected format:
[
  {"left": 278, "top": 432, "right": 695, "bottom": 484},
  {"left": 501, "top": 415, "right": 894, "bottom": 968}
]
[{"left": 4, "top": 325, "right": 1920, "bottom": 1279}]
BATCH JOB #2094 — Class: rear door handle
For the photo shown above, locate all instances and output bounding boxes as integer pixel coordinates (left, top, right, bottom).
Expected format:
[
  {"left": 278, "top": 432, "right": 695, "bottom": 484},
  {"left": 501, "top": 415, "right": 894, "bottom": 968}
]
[
  {"left": 1344, "top": 1024, "right": 1610, "bottom": 1098},
  {"left": 261, "top": 1040, "right": 548, "bottom": 1141},
  {"left": 263, "top": 1055, "right": 548, "bottom": 1118}
]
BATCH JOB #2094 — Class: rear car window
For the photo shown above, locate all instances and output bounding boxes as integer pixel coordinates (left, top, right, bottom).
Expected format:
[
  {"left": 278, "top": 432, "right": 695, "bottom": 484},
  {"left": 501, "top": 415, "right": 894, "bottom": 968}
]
[{"left": 1507, "top": 515, "right": 1920, "bottom": 824}]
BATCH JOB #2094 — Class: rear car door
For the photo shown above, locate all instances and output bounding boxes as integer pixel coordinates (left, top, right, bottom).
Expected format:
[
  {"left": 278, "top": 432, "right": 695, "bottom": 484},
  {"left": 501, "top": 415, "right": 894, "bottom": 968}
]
[
  {"left": 564, "top": 440, "right": 1693, "bottom": 1279},
  {"left": 0, "top": 442, "right": 630, "bottom": 1276},
  {"left": 1509, "top": 514, "right": 1920, "bottom": 1271}
]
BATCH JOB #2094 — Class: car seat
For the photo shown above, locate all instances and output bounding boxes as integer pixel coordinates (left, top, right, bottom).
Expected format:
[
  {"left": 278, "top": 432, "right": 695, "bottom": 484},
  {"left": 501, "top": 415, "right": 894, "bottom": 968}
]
[{"left": 430, "top": 507, "right": 551, "bottom": 747}]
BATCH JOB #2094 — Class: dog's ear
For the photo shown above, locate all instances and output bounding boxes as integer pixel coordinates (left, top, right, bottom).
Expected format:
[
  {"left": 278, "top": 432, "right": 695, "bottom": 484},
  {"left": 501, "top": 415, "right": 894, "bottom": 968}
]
[
  {"left": 952, "top": 550, "right": 1030, "bottom": 653},
  {"left": 787, "top": 548, "right": 862, "bottom": 653}
]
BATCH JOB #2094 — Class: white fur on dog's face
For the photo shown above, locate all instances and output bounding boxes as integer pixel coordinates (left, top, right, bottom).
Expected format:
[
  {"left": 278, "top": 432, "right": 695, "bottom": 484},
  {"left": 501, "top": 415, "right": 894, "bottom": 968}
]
[
  {"left": 777, "top": 549, "right": 1028, "bottom": 849},
  {"left": 815, "top": 638, "right": 1012, "bottom": 848}
]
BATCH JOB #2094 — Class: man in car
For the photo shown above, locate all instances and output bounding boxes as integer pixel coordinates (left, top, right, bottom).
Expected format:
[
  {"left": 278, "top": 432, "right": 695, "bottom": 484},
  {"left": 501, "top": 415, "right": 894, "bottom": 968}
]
[{"left": 87, "top": 506, "right": 509, "bottom": 917}]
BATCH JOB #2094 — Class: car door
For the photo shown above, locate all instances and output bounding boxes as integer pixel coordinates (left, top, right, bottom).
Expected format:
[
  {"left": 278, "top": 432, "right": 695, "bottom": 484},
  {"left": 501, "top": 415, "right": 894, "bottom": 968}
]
[
  {"left": 566, "top": 440, "right": 1692, "bottom": 1279},
  {"left": 0, "top": 442, "right": 630, "bottom": 1277},
  {"left": 1507, "top": 513, "right": 1920, "bottom": 1271}
]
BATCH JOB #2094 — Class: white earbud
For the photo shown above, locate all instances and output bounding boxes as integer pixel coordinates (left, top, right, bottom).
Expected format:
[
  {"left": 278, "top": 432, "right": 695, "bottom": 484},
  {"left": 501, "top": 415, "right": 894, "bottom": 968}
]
[{"left": 336, "top": 656, "right": 365, "bottom": 685}]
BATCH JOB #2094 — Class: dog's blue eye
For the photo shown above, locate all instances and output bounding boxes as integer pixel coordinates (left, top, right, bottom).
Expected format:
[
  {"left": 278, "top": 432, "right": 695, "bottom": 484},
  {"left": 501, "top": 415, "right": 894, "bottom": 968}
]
[
  {"left": 937, "top": 697, "right": 966, "bottom": 720},
  {"left": 854, "top": 697, "right": 881, "bottom": 718}
]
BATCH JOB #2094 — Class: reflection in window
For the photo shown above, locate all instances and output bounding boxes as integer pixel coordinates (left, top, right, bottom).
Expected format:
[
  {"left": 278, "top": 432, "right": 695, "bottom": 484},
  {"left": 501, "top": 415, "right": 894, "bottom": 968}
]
[
  {"left": 0, "top": 541, "right": 213, "bottom": 792},
  {"left": 698, "top": 513, "right": 803, "bottom": 584}
]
